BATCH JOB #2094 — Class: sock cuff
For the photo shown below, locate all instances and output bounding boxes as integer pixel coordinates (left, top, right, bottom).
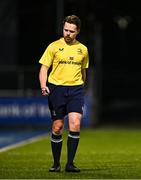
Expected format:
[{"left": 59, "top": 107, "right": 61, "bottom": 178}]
[
  {"left": 68, "top": 131, "right": 80, "bottom": 139},
  {"left": 51, "top": 132, "right": 62, "bottom": 143}
]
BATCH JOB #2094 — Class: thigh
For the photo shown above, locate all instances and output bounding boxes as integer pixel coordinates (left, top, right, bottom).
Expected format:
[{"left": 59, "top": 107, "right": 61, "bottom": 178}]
[
  {"left": 67, "top": 86, "right": 84, "bottom": 114},
  {"left": 48, "top": 85, "right": 67, "bottom": 120}
]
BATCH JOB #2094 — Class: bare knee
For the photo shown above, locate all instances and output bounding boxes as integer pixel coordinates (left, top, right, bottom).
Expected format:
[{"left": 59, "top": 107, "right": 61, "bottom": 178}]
[
  {"left": 68, "top": 113, "right": 82, "bottom": 132},
  {"left": 52, "top": 120, "right": 64, "bottom": 135},
  {"left": 70, "top": 120, "right": 80, "bottom": 131}
]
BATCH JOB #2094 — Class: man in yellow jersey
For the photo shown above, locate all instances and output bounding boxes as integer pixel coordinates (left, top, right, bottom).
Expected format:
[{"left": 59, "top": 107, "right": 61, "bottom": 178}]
[{"left": 39, "top": 15, "right": 89, "bottom": 172}]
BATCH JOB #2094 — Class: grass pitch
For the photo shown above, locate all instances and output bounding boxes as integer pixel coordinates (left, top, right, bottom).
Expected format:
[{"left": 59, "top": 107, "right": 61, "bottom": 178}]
[{"left": 0, "top": 128, "right": 141, "bottom": 179}]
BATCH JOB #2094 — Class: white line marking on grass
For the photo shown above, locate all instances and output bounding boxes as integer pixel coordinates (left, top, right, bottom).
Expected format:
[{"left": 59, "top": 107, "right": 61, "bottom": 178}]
[{"left": 0, "top": 133, "right": 49, "bottom": 153}]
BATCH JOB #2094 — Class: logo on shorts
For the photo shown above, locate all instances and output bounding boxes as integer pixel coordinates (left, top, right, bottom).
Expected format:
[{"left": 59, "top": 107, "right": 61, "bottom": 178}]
[{"left": 52, "top": 110, "right": 56, "bottom": 116}]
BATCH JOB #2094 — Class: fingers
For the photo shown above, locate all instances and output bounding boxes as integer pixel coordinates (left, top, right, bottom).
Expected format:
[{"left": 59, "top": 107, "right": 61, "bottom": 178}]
[{"left": 41, "top": 86, "right": 50, "bottom": 96}]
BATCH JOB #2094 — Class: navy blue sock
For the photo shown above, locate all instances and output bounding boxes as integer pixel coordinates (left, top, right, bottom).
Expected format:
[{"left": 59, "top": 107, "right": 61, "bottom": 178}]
[
  {"left": 67, "top": 131, "right": 80, "bottom": 165},
  {"left": 51, "top": 133, "right": 62, "bottom": 166}
]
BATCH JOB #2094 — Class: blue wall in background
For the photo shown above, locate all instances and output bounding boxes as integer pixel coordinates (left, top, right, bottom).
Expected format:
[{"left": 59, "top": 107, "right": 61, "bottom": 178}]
[{"left": 0, "top": 96, "right": 92, "bottom": 127}]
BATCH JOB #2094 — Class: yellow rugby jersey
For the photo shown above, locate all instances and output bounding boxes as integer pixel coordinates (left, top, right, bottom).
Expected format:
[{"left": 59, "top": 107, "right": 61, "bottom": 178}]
[{"left": 39, "top": 38, "right": 89, "bottom": 86}]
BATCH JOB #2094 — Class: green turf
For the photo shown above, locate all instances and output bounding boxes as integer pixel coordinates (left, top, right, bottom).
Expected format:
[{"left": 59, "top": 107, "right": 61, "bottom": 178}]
[{"left": 0, "top": 128, "right": 141, "bottom": 179}]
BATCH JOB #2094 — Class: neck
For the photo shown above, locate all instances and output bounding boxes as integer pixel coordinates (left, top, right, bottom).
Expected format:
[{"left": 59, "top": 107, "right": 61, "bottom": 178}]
[{"left": 64, "top": 38, "right": 76, "bottom": 45}]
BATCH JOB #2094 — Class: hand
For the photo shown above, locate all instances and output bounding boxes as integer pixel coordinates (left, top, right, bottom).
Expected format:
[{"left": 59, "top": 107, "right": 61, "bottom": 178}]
[{"left": 41, "top": 86, "right": 50, "bottom": 96}]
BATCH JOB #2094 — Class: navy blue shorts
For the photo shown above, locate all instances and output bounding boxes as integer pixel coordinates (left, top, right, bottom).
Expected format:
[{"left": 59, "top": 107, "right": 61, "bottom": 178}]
[{"left": 47, "top": 83, "right": 84, "bottom": 120}]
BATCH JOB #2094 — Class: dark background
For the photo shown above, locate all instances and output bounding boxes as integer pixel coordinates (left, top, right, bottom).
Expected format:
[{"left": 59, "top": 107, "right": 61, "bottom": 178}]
[{"left": 0, "top": 0, "right": 141, "bottom": 126}]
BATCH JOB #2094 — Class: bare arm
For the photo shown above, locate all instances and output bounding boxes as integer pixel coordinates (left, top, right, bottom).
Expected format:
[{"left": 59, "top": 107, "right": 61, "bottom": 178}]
[{"left": 39, "top": 64, "right": 50, "bottom": 96}]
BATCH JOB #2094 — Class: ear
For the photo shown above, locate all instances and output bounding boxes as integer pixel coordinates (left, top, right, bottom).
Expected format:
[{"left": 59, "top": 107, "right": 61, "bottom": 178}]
[{"left": 77, "top": 28, "right": 80, "bottom": 34}]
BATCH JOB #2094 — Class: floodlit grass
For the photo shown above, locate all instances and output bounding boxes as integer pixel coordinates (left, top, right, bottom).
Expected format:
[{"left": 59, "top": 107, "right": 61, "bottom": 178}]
[{"left": 0, "top": 128, "right": 141, "bottom": 179}]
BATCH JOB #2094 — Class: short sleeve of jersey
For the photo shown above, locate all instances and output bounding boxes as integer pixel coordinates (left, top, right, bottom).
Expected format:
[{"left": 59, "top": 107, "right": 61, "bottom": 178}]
[
  {"left": 39, "top": 43, "right": 54, "bottom": 68},
  {"left": 82, "top": 47, "right": 89, "bottom": 69}
]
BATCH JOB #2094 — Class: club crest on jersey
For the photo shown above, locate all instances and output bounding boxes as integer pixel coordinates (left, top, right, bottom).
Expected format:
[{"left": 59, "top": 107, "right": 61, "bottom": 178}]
[
  {"left": 59, "top": 48, "right": 64, "bottom": 51},
  {"left": 77, "top": 48, "right": 83, "bottom": 54}
]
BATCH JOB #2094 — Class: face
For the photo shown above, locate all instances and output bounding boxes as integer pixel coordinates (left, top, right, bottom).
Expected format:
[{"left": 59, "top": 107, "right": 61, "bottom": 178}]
[{"left": 63, "top": 22, "right": 80, "bottom": 44}]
